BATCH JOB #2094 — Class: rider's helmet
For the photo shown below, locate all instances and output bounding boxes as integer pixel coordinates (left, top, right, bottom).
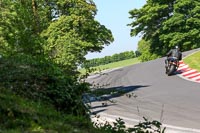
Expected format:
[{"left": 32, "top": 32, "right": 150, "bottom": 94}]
[
  {"left": 175, "top": 45, "right": 179, "bottom": 49},
  {"left": 175, "top": 45, "right": 180, "bottom": 51}
]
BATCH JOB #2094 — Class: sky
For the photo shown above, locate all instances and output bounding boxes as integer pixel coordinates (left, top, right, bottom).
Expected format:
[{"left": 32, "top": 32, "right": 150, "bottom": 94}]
[{"left": 85, "top": 0, "right": 146, "bottom": 59}]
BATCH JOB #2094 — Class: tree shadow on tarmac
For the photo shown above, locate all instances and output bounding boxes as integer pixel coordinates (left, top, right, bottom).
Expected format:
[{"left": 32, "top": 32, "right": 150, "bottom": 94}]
[
  {"left": 83, "top": 85, "right": 149, "bottom": 109},
  {"left": 91, "top": 109, "right": 107, "bottom": 115},
  {"left": 83, "top": 85, "right": 149, "bottom": 115},
  {"left": 94, "top": 85, "right": 149, "bottom": 100}
]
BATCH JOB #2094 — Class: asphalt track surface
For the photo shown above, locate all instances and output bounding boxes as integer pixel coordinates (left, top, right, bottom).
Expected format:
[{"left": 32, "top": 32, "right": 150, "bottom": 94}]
[{"left": 86, "top": 48, "right": 200, "bottom": 133}]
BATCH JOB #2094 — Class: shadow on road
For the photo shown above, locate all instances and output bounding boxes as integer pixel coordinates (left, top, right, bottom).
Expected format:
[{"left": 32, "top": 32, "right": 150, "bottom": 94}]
[
  {"left": 91, "top": 109, "right": 107, "bottom": 115},
  {"left": 90, "top": 104, "right": 116, "bottom": 110},
  {"left": 169, "top": 69, "right": 184, "bottom": 76},
  {"left": 86, "top": 85, "right": 149, "bottom": 115},
  {"left": 175, "top": 70, "right": 183, "bottom": 75},
  {"left": 83, "top": 85, "right": 149, "bottom": 104}
]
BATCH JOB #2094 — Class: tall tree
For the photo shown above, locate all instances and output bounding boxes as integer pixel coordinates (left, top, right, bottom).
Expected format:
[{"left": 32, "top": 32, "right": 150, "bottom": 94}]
[
  {"left": 160, "top": 0, "right": 200, "bottom": 51},
  {"left": 128, "top": 0, "right": 200, "bottom": 58},
  {"left": 42, "top": 0, "right": 114, "bottom": 73},
  {"left": 0, "top": 0, "right": 113, "bottom": 74}
]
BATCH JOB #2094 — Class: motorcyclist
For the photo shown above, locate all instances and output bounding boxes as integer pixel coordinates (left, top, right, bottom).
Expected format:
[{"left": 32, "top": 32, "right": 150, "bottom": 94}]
[{"left": 165, "top": 45, "right": 182, "bottom": 69}]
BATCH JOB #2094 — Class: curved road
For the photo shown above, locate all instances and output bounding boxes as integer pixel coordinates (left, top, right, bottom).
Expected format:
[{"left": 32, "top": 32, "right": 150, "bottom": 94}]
[{"left": 86, "top": 48, "right": 200, "bottom": 133}]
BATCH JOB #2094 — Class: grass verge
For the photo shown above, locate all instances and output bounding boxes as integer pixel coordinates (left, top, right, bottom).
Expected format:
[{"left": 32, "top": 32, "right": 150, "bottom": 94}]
[
  {"left": 80, "top": 58, "right": 140, "bottom": 74},
  {"left": 183, "top": 51, "right": 200, "bottom": 71},
  {"left": 0, "top": 88, "right": 104, "bottom": 133}
]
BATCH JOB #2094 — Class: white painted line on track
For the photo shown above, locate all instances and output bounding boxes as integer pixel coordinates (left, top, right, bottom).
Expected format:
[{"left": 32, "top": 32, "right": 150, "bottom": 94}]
[
  {"left": 179, "top": 64, "right": 185, "bottom": 67},
  {"left": 178, "top": 65, "right": 189, "bottom": 70},
  {"left": 181, "top": 69, "right": 196, "bottom": 75},
  {"left": 193, "top": 75, "right": 200, "bottom": 80},
  {"left": 183, "top": 71, "right": 199, "bottom": 77},
  {"left": 187, "top": 73, "right": 200, "bottom": 78},
  {"left": 91, "top": 113, "right": 200, "bottom": 133}
]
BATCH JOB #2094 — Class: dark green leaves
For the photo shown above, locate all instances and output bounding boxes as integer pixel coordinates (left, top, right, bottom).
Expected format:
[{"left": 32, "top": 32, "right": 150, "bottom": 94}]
[
  {"left": 128, "top": 0, "right": 200, "bottom": 59},
  {"left": 0, "top": 0, "right": 114, "bottom": 73}
]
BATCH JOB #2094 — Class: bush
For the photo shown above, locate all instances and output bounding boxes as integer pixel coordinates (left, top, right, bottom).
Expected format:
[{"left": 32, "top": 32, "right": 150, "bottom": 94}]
[{"left": 0, "top": 54, "right": 89, "bottom": 115}]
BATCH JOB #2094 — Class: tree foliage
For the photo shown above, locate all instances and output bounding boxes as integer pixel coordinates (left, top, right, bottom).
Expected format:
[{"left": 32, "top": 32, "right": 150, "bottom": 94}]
[
  {"left": 0, "top": 0, "right": 113, "bottom": 114},
  {"left": 42, "top": 0, "right": 114, "bottom": 73},
  {"left": 0, "top": 0, "right": 51, "bottom": 56},
  {"left": 128, "top": 0, "right": 200, "bottom": 58},
  {"left": 137, "top": 39, "right": 158, "bottom": 62},
  {"left": 0, "top": 0, "right": 113, "bottom": 72}
]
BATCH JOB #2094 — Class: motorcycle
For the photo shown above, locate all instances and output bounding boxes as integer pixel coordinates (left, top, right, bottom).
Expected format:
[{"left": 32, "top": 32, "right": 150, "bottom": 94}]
[{"left": 165, "top": 57, "right": 179, "bottom": 76}]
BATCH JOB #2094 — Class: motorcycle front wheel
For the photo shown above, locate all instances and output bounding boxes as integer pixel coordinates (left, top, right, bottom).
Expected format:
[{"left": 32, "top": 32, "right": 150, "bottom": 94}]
[{"left": 167, "top": 64, "right": 176, "bottom": 76}]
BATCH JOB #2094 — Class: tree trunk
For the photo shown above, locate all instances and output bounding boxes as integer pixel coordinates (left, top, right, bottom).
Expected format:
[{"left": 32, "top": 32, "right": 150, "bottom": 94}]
[{"left": 32, "top": 0, "right": 40, "bottom": 33}]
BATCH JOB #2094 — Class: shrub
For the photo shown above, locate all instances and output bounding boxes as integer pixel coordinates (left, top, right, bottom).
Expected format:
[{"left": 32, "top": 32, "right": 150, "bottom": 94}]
[{"left": 0, "top": 54, "right": 89, "bottom": 115}]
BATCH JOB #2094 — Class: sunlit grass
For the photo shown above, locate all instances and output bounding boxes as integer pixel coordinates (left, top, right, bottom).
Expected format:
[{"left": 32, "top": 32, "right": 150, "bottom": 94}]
[
  {"left": 183, "top": 51, "right": 200, "bottom": 71},
  {"left": 0, "top": 88, "right": 103, "bottom": 133},
  {"left": 80, "top": 58, "right": 140, "bottom": 74}
]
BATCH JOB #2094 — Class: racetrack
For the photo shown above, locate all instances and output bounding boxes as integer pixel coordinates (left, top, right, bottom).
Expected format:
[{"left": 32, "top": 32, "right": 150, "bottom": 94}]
[{"left": 86, "top": 48, "right": 200, "bottom": 133}]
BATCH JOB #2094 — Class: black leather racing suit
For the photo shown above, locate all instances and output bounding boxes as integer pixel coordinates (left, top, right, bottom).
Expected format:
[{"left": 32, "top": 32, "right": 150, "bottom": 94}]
[{"left": 165, "top": 49, "right": 182, "bottom": 67}]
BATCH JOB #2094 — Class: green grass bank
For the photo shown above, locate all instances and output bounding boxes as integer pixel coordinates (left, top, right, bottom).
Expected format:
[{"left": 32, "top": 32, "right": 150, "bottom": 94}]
[
  {"left": 80, "top": 58, "right": 140, "bottom": 74},
  {"left": 0, "top": 88, "right": 105, "bottom": 133},
  {"left": 183, "top": 51, "right": 200, "bottom": 71}
]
